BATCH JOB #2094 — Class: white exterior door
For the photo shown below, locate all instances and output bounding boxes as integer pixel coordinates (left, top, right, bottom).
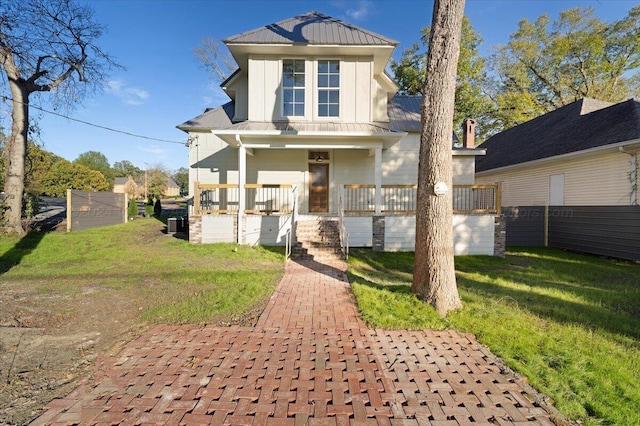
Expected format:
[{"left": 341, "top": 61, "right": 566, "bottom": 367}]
[{"left": 549, "top": 174, "right": 565, "bottom": 205}]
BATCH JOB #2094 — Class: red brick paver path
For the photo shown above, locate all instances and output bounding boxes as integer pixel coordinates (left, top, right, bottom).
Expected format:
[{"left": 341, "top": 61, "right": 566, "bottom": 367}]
[{"left": 32, "top": 259, "right": 556, "bottom": 425}]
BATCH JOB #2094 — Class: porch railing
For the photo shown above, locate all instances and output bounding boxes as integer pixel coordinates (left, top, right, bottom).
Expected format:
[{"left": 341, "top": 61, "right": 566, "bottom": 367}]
[
  {"left": 342, "top": 184, "right": 501, "bottom": 214},
  {"left": 193, "top": 182, "right": 293, "bottom": 215},
  {"left": 338, "top": 187, "right": 350, "bottom": 259}
]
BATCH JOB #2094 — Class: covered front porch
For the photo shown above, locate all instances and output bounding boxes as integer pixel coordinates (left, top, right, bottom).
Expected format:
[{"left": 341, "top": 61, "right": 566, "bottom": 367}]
[{"left": 188, "top": 181, "right": 502, "bottom": 256}]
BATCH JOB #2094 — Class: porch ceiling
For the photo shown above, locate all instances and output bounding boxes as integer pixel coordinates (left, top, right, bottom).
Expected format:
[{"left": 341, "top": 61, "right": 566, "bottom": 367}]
[{"left": 212, "top": 121, "right": 407, "bottom": 149}]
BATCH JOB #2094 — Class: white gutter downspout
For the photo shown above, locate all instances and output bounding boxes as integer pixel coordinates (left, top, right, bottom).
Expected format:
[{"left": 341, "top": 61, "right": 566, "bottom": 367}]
[
  {"left": 237, "top": 134, "right": 246, "bottom": 244},
  {"left": 619, "top": 146, "right": 638, "bottom": 205}
]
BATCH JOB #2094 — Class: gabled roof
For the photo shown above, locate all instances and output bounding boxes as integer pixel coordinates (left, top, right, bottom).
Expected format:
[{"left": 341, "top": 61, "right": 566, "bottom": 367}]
[
  {"left": 224, "top": 11, "right": 398, "bottom": 46},
  {"left": 476, "top": 98, "right": 640, "bottom": 173}
]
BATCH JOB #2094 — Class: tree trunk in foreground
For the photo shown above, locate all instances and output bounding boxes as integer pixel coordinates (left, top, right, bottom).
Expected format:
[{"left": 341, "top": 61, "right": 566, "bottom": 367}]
[
  {"left": 2, "top": 71, "right": 30, "bottom": 236},
  {"left": 412, "top": 0, "right": 466, "bottom": 316}
]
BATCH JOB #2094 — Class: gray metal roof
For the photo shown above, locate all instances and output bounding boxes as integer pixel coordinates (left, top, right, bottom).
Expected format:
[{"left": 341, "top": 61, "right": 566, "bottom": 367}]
[
  {"left": 476, "top": 98, "right": 640, "bottom": 172},
  {"left": 388, "top": 95, "right": 421, "bottom": 132},
  {"left": 215, "top": 121, "right": 401, "bottom": 135},
  {"left": 176, "top": 102, "right": 234, "bottom": 131},
  {"left": 224, "top": 11, "right": 398, "bottom": 46}
]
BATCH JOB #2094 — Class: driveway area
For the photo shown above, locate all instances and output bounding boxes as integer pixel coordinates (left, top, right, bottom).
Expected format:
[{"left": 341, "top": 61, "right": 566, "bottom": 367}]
[{"left": 32, "top": 259, "right": 556, "bottom": 425}]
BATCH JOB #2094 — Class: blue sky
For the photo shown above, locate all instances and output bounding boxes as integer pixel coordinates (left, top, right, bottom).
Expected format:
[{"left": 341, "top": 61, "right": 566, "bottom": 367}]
[{"left": 4, "top": 0, "right": 636, "bottom": 172}]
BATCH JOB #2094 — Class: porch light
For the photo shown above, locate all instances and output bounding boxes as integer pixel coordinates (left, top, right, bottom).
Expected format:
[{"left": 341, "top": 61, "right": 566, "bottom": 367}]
[{"left": 316, "top": 155, "right": 324, "bottom": 163}]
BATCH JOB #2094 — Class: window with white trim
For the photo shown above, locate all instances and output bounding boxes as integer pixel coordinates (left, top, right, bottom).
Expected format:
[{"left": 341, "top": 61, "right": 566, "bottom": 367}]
[
  {"left": 317, "top": 60, "right": 339, "bottom": 117},
  {"left": 282, "top": 59, "right": 305, "bottom": 117}
]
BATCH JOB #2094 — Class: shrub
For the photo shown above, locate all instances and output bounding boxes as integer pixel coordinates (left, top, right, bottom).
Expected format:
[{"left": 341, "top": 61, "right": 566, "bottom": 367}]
[
  {"left": 153, "top": 198, "right": 162, "bottom": 217},
  {"left": 127, "top": 198, "right": 138, "bottom": 219}
]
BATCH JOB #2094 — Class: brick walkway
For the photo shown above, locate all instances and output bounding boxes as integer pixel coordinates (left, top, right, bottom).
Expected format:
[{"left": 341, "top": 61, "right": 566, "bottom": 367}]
[{"left": 32, "top": 259, "right": 556, "bottom": 425}]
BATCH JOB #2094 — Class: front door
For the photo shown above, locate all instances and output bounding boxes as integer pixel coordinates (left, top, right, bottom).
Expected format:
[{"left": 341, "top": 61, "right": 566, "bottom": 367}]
[{"left": 309, "top": 163, "right": 329, "bottom": 213}]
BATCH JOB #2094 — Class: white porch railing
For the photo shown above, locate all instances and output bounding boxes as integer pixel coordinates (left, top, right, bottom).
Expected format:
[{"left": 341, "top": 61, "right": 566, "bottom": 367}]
[
  {"left": 342, "top": 184, "right": 501, "bottom": 214},
  {"left": 193, "top": 182, "right": 293, "bottom": 215}
]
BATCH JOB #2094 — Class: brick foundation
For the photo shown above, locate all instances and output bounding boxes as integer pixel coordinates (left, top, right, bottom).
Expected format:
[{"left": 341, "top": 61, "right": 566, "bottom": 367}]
[
  {"left": 189, "top": 215, "right": 202, "bottom": 244},
  {"left": 494, "top": 215, "right": 506, "bottom": 257},
  {"left": 372, "top": 216, "right": 385, "bottom": 252}
]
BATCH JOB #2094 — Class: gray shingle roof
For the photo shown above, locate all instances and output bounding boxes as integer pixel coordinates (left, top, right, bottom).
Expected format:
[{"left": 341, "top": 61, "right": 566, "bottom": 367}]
[
  {"left": 224, "top": 11, "right": 398, "bottom": 46},
  {"left": 476, "top": 98, "right": 640, "bottom": 173}
]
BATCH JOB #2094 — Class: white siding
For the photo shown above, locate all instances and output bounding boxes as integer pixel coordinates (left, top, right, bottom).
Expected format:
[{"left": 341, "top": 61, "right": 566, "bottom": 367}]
[
  {"left": 477, "top": 151, "right": 634, "bottom": 206},
  {"left": 245, "top": 215, "right": 292, "bottom": 246},
  {"left": 188, "top": 132, "right": 239, "bottom": 196},
  {"left": 344, "top": 217, "right": 373, "bottom": 247},
  {"left": 383, "top": 135, "right": 419, "bottom": 184},
  {"left": 384, "top": 214, "right": 495, "bottom": 255},
  {"left": 452, "top": 156, "right": 476, "bottom": 184},
  {"left": 385, "top": 216, "right": 416, "bottom": 251},
  {"left": 452, "top": 215, "right": 494, "bottom": 255},
  {"left": 201, "top": 215, "right": 235, "bottom": 243}
]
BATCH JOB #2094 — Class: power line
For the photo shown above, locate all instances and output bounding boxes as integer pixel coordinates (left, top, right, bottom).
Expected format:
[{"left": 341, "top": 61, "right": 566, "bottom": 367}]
[{"left": 1, "top": 95, "right": 187, "bottom": 145}]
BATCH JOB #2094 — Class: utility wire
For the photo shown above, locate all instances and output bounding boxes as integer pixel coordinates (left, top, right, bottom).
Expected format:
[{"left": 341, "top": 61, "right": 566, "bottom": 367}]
[{"left": 1, "top": 95, "right": 187, "bottom": 145}]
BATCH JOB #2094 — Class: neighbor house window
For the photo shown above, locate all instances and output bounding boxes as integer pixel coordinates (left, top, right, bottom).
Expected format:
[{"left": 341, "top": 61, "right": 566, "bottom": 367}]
[
  {"left": 317, "top": 60, "right": 339, "bottom": 117},
  {"left": 283, "top": 59, "right": 305, "bottom": 117}
]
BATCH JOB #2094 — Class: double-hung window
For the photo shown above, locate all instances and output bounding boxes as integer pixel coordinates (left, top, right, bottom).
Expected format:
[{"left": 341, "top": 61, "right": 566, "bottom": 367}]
[
  {"left": 317, "top": 60, "right": 339, "bottom": 117},
  {"left": 282, "top": 59, "right": 305, "bottom": 117}
]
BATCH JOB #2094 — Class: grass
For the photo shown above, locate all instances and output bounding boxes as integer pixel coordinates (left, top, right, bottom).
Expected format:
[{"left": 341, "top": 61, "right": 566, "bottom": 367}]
[
  {"left": 0, "top": 219, "right": 285, "bottom": 324},
  {"left": 348, "top": 248, "right": 640, "bottom": 426}
]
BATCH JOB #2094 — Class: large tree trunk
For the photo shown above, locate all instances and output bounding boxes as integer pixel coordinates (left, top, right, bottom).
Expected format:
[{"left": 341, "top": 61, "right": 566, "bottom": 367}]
[
  {"left": 3, "top": 80, "right": 29, "bottom": 236},
  {"left": 412, "top": 0, "right": 466, "bottom": 316}
]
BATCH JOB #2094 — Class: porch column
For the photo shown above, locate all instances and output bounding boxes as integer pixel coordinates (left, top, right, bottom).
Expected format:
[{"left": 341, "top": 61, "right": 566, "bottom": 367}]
[
  {"left": 237, "top": 136, "right": 246, "bottom": 244},
  {"left": 374, "top": 148, "right": 382, "bottom": 215}
]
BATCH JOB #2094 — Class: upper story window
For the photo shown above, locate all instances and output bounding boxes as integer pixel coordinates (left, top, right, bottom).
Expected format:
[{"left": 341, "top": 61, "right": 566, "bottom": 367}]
[
  {"left": 317, "top": 60, "right": 339, "bottom": 117},
  {"left": 282, "top": 59, "right": 305, "bottom": 117}
]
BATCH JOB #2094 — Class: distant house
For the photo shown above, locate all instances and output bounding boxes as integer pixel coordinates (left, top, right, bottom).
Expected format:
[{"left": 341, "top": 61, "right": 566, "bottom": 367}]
[
  {"left": 476, "top": 97, "right": 640, "bottom": 261},
  {"left": 113, "top": 176, "right": 181, "bottom": 199},
  {"left": 177, "top": 11, "right": 504, "bottom": 256}
]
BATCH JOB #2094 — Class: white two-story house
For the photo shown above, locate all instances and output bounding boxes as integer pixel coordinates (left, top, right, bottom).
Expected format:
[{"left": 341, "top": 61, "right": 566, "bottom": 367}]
[{"left": 178, "top": 11, "right": 502, "bottom": 257}]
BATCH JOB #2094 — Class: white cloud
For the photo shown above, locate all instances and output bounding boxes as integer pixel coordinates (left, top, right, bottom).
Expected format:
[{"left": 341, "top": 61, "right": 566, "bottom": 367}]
[
  {"left": 345, "top": 0, "right": 372, "bottom": 21},
  {"left": 106, "top": 79, "right": 150, "bottom": 105}
]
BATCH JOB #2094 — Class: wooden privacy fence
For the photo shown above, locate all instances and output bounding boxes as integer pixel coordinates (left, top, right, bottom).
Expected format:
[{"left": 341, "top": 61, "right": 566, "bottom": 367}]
[
  {"left": 503, "top": 205, "right": 640, "bottom": 262},
  {"left": 67, "top": 190, "right": 127, "bottom": 232}
]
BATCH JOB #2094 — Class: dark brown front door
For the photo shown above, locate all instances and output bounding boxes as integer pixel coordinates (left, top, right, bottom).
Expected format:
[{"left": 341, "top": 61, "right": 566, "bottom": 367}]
[{"left": 309, "top": 163, "right": 329, "bottom": 213}]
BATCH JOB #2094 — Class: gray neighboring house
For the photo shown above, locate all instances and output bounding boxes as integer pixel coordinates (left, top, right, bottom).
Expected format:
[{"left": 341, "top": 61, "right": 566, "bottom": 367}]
[{"left": 476, "top": 97, "right": 640, "bottom": 261}]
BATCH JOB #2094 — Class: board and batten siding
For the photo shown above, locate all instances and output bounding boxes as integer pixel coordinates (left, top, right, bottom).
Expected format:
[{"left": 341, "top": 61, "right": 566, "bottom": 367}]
[
  {"left": 247, "top": 56, "right": 374, "bottom": 123},
  {"left": 477, "top": 151, "right": 634, "bottom": 206},
  {"left": 188, "top": 133, "right": 241, "bottom": 196}
]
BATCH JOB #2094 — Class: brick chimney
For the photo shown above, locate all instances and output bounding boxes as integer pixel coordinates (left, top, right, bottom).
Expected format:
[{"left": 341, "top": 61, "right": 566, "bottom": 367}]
[{"left": 462, "top": 118, "right": 477, "bottom": 149}]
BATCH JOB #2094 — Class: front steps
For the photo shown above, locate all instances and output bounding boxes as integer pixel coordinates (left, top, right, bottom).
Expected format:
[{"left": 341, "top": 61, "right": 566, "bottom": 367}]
[{"left": 292, "top": 219, "right": 344, "bottom": 262}]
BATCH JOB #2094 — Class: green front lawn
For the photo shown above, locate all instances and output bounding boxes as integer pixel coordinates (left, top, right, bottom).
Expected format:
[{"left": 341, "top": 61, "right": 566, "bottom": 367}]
[
  {"left": 0, "top": 219, "right": 285, "bottom": 324},
  {"left": 348, "top": 248, "right": 640, "bottom": 426}
]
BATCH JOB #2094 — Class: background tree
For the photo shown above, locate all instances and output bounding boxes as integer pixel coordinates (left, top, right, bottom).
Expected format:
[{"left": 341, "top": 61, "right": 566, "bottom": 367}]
[
  {"left": 0, "top": 0, "right": 118, "bottom": 235},
  {"left": 412, "top": 0, "right": 465, "bottom": 316},
  {"left": 146, "top": 165, "right": 169, "bottom": 200},
  {"left": 172, "top": 167, "right": 189, "bottom": 195},
  {"left": 41, "top": 160, "right": 109, "bottom": 197},
  {"left": 489, "top": 5, "right": 640, "bottom": 129},
  {"left": 193, "top": 36, "right": 238, "bottom": 84},
  {"left": 24, "top": 142, "right": 63, "bottom": 195},
  {"left": 74, "top": 150, "right": 114, "bottom": 188},
  {"left": 113, "top": 160, "right": 142, "bottom": 179},
  {"left": 391, "top": 16, "right": 493, "bottom": 141}
]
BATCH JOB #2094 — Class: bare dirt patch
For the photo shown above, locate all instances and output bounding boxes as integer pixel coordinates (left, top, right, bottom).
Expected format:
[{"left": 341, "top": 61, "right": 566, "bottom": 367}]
[
  {"left": 0, "top": 282, "right": 147, "bottom": 425},
  {"left": 0, "top": 279, "right": 269, "bottom": 425}
]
